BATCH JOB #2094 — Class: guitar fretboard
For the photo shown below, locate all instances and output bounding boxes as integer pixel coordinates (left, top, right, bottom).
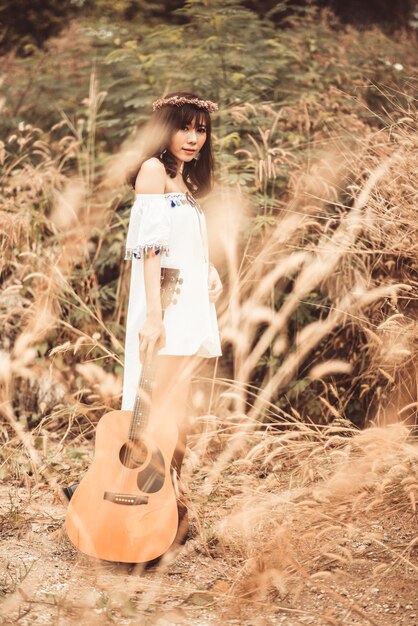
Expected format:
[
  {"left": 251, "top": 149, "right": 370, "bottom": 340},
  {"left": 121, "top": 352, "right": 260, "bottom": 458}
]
[{"left": 129, "top": 358, "right": 156, "bottom": 440}]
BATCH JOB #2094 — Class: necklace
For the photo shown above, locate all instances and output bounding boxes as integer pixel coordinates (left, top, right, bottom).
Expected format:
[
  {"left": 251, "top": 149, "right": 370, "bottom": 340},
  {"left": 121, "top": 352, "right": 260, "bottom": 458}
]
[{"left": 185, "top": 191, "right": 202, "bottom": 213}]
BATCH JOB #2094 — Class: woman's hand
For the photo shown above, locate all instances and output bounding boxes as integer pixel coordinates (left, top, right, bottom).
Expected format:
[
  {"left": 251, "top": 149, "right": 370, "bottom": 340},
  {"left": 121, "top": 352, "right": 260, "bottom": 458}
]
[
  {"left": 139, "top": 315, "right": 166, "bottom": 363},
  {"left": 208, "top": 264, "right": 223, "bottom": 303}
]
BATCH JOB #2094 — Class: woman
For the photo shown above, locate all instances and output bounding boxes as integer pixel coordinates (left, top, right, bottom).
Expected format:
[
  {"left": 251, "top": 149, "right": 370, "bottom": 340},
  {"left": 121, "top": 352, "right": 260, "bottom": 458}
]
[
  {"left": 63, "top": 93, "right": 222, "bottom": 519},
  {"left": 122, "top": 91, "right": 223, "bottom": 503}
]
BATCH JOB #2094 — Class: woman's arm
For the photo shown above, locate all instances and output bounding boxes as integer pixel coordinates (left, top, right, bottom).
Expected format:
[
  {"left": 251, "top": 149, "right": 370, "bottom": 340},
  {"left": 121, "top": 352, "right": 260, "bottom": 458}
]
[{"left": 135, "top": 159, "right": 167, "bottom": 363}]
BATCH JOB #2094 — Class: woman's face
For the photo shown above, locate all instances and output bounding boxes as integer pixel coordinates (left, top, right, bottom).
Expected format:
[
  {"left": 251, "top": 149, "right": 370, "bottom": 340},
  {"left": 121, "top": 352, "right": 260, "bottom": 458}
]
[{"left": 168, "top": 117, "right": 207, "bottom": 165}]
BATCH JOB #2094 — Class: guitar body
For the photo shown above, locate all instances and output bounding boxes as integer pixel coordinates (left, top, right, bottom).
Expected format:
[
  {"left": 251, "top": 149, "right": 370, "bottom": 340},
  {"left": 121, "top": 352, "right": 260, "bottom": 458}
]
[{"left": 65, "top": 409, "right": 179, "bottom": 563}]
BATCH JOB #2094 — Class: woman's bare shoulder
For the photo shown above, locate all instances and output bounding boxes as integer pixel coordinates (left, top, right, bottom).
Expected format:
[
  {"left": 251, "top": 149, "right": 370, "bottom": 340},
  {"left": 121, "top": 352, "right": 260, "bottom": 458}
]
[
  {"left": 140, "top": 157, "right": 165, "bottom": 173},
  {"left": 135, "top": 157, "right": 166, "bottom": 194}
]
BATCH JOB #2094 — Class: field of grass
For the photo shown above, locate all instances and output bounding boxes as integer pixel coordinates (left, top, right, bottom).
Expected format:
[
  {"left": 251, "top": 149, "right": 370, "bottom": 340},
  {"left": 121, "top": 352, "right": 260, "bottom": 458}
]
[{"left": 1, "top": 4, "right": 417, "bottom": 625}]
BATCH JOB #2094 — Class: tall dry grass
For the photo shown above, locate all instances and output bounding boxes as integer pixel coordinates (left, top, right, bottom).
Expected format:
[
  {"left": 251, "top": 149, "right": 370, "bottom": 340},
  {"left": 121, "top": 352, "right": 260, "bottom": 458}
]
[
  {"left": 184, "top": 96, "right": 418, "bottom": 620},
  {"left": 0, "top": 83, "right": 417, "bottom": 624}
]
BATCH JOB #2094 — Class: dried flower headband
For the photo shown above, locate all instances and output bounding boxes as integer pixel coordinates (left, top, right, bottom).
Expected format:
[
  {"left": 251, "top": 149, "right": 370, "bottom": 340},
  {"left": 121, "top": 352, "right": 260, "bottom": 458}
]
[{"left": 152, "top": 95, "right": 218, "bottom": 113}]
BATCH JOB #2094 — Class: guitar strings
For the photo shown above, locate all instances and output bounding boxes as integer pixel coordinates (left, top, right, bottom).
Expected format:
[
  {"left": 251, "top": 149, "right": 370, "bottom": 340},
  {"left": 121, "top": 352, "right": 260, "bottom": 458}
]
[{"left": 127, "top": 353, "right": 155, "bottom": 467}]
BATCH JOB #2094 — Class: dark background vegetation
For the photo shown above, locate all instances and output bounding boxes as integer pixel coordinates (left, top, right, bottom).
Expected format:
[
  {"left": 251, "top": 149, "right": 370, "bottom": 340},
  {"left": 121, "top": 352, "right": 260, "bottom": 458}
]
[{"left": 1, "top": 0, "right": 417, "bottom": 54}]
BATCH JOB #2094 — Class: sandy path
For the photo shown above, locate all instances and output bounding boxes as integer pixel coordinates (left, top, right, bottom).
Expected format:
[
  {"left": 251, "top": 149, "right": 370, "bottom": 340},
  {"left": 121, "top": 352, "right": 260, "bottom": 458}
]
[{"left": 0, "top": 478, "right": 417, "bottom": 626}]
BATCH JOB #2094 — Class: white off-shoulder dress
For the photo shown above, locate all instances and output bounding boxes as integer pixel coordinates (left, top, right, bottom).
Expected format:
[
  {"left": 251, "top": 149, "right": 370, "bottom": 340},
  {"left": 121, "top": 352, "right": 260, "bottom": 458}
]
[{"left": 121, "top": 192, "right": 222, "bottom": 411}]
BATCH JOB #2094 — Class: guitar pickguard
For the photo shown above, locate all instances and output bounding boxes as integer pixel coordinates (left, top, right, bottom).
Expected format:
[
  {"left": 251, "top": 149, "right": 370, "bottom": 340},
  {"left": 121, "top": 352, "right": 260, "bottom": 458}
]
[
  {"left": 137, "top": 446, "right": 166, "bottom": 494},
  {"left": 119, "top": 437, "right": 166, "bottom": 494}
]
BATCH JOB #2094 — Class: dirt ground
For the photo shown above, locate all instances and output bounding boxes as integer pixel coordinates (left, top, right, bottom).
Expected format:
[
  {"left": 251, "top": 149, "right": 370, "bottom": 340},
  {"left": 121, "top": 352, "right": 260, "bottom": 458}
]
[{"left": 0, "top": 474, "right": 417, "bottom": 626}]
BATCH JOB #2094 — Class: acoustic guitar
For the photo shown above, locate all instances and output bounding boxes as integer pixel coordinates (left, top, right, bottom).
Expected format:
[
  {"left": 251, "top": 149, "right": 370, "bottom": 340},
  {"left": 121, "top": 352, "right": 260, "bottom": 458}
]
[{"left": 66, "top": 267, "right": 183, "bottom": 563}]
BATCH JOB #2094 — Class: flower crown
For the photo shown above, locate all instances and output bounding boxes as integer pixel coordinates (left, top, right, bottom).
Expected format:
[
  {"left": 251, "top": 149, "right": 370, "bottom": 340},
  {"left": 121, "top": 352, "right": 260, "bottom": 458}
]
[{"left": 152, "top": 95, "right": 218, "bottom": 113}]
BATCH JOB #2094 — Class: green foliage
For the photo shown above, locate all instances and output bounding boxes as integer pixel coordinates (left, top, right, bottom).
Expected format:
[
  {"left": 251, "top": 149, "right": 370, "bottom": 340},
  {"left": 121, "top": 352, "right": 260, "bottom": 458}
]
[{"left": 3, "top": 1, "right": 415, "bottom": 153}]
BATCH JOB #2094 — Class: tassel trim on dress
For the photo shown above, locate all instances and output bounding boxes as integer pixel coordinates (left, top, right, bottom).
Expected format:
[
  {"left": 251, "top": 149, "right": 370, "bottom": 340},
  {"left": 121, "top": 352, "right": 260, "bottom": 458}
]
[{"left": 124, "top": 244, "right": 170, "bottom": 261}]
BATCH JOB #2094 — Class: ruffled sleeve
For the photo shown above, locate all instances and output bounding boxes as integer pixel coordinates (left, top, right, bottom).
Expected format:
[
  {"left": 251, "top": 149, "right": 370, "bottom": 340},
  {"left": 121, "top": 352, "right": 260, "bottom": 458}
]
[{"left": 124, "top": 194, "right": 171, "bottom": 261}]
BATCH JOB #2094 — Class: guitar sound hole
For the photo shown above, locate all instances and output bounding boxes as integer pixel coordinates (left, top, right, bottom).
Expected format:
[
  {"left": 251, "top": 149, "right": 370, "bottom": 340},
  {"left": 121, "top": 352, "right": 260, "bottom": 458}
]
[{"left": 119, "top": 440, "right": 148, "bottom": 469}]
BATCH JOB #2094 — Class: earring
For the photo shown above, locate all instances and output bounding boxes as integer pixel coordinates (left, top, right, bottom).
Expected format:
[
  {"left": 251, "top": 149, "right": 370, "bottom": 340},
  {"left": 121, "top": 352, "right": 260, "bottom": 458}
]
[{"left": 160, "top": 149, "right": 167, "bottom": 159}]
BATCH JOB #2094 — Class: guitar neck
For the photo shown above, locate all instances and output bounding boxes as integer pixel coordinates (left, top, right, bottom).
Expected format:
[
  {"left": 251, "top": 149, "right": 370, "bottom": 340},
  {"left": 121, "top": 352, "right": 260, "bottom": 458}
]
[{"left": 128, "top": 355, "right": 157, "bottom": 440}]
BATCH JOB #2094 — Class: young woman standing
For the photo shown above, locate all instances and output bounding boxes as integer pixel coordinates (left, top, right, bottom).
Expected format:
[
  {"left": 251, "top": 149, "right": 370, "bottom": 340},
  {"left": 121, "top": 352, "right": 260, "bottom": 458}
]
[
  {"left": 122, "top": 92, "right": 223, "bottom": 499},
  {"left": 64, "top": 93, "right": 222, "bottom": 560}
]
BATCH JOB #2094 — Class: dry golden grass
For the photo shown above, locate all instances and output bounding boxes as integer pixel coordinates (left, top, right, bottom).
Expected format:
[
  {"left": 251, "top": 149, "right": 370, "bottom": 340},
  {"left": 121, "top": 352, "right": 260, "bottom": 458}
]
[{"left": 1, "top": 85, "right": 417, "bottom": 625}]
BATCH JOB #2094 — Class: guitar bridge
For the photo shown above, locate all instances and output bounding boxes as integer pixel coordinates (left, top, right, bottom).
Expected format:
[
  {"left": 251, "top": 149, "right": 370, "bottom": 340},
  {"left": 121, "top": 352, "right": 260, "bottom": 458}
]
[{"left": 103, "top": 492, "right": 149, "bottom": 506}]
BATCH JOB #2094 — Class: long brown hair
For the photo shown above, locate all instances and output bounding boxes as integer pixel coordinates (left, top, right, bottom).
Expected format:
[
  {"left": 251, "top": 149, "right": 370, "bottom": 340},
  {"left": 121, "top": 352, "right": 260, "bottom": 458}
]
[{"left": 127, "top": 91, "right": 215, "bottom": 198}]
